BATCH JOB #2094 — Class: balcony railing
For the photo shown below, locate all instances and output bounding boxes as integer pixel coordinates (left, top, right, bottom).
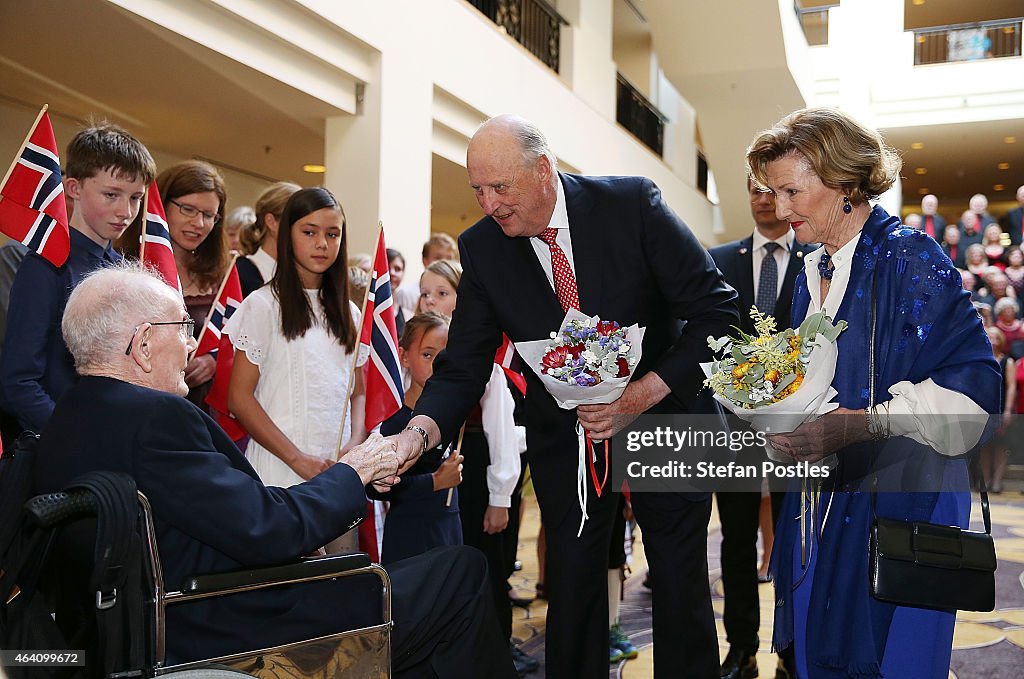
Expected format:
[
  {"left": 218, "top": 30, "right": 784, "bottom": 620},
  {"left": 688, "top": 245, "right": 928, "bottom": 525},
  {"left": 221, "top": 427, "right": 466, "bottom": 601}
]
[
  {"left": 467, "top": 0, "right": 568, "bottom": 73},
  {"left": 616, "top": 73, "right": 667, "bottom": 157},
  {"left": 794, "top": 2, "right": 838, "bottom": 46},
  {"left": 913, "top": 19, "right": 1022, "bottom": 65}
]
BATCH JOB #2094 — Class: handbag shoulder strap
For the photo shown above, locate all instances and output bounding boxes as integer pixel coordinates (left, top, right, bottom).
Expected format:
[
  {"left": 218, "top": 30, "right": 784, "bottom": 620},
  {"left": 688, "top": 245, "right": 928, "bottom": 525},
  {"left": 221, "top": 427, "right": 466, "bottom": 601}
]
[{"left": 867, "top": 257, "right": 991, "bottom": 535}]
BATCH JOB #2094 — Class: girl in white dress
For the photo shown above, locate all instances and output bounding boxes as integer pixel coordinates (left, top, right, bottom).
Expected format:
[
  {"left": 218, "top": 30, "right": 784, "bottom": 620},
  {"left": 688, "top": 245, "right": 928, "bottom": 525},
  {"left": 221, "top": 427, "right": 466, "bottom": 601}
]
[{"left": 225, "top": 187, "right": 367, "bottom": 487}]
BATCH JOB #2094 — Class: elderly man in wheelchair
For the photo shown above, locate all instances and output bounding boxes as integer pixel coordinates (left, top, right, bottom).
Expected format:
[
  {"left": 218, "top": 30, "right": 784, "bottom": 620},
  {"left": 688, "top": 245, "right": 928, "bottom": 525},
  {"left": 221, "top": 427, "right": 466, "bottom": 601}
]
[{"left": 18, "top": 262, "right": 517, "bottom": 678}]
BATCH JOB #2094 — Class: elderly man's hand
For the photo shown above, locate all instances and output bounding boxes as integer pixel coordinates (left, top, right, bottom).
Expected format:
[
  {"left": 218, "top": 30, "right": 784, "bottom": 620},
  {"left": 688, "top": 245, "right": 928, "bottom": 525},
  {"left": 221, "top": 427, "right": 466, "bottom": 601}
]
[
  {"left": 767, "top": 407, "right": 870, "bottom": 463},
  {"left": 340, "top": 433, "right": 400, "bottom": 486},
  {"left": 577, "top": 373, "right": 670, "bottom": 440}
]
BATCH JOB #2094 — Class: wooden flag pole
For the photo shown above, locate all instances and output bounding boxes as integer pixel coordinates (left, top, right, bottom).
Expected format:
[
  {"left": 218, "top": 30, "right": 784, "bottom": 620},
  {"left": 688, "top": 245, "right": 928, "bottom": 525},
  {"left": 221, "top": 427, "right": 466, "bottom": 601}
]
[
  {"left": 334, "top": 222, "right": 384, "bottom": 460},
  {"left": 445, "top": 424, "right": 467, "bottom": 507},
  {"left": 138, "top": 185, "right": 149, "bottom": 261},
  {"left": 0, "top": 104, "right": 48, "bottom": 192},
  {"left": 194, "top": 253, "right": 239, "bottom": 350}
]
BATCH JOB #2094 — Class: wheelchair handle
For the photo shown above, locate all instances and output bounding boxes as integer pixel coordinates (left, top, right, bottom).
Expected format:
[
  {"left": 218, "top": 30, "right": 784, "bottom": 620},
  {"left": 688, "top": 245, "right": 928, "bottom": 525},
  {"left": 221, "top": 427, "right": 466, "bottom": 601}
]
[{"left": 25, "top": 489, "right": 100, "bottom": 528}]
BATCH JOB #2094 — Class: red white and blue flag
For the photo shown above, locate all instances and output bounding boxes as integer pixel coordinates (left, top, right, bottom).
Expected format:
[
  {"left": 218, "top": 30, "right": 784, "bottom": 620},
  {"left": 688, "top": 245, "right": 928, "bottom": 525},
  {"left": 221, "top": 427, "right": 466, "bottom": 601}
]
[
  {"left": 140, "top": 182, "right": 181, "bottom": 293},
  {"left": 362, "top": 228, "right": 404, "bottom": 431},
  {"left": 495, "top": 333, "right": 526, "bottom": 396},
  {"left": 0, "top": 106, "right": 70, "bottom": 267},
  {"left": 196, "top": 261, "right": 243, "bottom": 358}
]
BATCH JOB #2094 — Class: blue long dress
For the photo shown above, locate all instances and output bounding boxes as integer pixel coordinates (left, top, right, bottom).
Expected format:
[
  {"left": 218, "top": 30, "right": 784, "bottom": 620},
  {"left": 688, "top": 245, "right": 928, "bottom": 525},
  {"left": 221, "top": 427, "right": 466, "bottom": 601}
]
[
  {"left": 373, "top": 406, "right": 463, "bottom": 564},
  {"left": 772, "top": 206, "right": 1000, "bottom": 678}
]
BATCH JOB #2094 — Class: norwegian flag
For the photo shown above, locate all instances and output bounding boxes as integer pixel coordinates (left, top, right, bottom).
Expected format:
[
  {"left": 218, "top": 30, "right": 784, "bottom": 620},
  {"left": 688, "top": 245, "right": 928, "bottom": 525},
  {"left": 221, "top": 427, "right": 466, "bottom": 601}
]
[
  {"left": 0, "top": 107, "right": 70, "bottom": 267},
  {"left": 361, "top": 229, "right": 404, "bottom": 430},
  {"left": 195, "top": 263, "right": 243, "bottom": 358},
  {"left": 140, "top": 182, "right": 181, "bottom": 292},
  {"left": 495, "top": 333, "right": 526, "bottom": 396}
]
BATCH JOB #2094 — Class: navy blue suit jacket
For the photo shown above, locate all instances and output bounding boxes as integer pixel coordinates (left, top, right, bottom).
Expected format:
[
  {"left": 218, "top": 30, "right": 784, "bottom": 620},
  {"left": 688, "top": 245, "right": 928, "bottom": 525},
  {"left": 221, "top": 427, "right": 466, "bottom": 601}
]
[
  {"left": 34, "top": 376, "right": 374, "bottom": 662},
  {"left": 708, "top": 234, "right": 816, "bottom": 335},
  {"left": 414, "top": 174, "right": 738, "bottom": 493},
  {"left": 1001, "top": 206, "right": 1024, "bottom": 247}
]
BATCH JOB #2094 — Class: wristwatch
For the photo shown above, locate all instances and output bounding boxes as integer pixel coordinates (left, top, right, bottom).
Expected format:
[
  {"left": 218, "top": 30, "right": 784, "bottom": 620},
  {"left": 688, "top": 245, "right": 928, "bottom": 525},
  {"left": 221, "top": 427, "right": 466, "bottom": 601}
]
[{"left": 404, "top": 425, "right": 429, "bottom": 453}]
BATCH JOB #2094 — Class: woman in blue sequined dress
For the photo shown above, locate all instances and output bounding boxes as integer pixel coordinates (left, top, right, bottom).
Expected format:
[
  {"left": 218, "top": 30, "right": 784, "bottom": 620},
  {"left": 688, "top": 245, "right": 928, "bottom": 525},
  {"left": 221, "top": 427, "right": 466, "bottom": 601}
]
[{"left": 745, "top": 107, "right": 1000, "bottom": 679}]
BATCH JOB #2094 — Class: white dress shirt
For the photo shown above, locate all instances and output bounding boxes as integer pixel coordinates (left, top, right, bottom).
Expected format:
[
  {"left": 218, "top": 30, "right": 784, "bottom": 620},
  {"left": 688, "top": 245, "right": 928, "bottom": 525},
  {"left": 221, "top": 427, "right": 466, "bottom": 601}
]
[
  {"left": 480, "top": 364, "right": 525, "bottom": 507},
  {"left": 529, "top": 178, "right": 576, "bottom": 293}
]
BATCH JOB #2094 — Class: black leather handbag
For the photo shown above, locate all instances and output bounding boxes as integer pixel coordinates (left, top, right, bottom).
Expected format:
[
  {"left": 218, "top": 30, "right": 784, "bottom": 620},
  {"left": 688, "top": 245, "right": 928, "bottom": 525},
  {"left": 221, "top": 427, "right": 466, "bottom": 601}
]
[{"left": 865, "top": 265, "right": 997, "bottom": 612}]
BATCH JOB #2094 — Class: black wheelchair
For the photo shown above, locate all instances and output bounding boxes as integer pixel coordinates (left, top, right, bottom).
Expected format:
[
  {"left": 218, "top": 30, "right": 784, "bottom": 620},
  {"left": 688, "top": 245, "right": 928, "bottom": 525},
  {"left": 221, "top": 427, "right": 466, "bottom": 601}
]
[{"left": 1, "top": 467, "right": 392, "bottom": 679}]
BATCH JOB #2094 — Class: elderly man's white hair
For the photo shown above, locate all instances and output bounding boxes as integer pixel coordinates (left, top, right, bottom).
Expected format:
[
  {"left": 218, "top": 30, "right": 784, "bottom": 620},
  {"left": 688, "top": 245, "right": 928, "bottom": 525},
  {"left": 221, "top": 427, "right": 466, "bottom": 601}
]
[
  {"left": 63, "top": 261, "right": 181, "bottom": 372},
  {"left": 480, "top": 114, "right": 557, "bottom": 175}
]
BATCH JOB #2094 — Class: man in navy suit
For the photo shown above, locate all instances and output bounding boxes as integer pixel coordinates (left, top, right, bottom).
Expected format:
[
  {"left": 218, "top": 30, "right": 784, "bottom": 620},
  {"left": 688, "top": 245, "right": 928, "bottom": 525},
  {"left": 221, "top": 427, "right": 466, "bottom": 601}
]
[
  {"left": 34, "top": 263, "right": 517, "bottom": 678},
  {"left": 1000, "top": 184, "right": 1024, "bottom": 246},
  {"left": 393, "top": 115, "right": 739, "bottom": 678},
  {"left": 708, "top": 179, "right": 814, "bottom": 679}
]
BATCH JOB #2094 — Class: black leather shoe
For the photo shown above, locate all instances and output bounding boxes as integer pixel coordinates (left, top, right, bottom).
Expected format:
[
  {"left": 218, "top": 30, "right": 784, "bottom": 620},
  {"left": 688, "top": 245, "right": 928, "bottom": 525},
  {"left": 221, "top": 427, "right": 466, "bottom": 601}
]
[
  {"left": 510, "top": 643, "right": 539, "bottom": 675},
  {"left": 721, "top": 646, "right": 758, "bottom": 679}
]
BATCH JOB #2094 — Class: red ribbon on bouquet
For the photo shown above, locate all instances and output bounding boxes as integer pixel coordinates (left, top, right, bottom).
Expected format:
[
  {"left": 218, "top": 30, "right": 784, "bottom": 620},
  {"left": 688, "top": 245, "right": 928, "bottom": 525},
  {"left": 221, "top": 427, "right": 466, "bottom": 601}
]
[{"left": 585, "top": 431, "right": 609, "bottom": 497}]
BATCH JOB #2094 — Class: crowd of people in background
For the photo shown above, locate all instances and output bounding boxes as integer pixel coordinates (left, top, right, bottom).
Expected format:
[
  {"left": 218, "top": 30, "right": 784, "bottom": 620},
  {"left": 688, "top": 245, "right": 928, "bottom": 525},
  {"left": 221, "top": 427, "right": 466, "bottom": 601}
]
[{"left": 905, "top": 186, "right": 1024, "bottom": 494}]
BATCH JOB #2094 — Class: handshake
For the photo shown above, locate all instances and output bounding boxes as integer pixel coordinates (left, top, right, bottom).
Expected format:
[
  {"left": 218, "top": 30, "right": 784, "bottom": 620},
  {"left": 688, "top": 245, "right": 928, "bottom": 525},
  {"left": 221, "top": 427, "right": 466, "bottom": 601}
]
[{"left": 338, "top": 423, "right": 436, "bottom": 488}]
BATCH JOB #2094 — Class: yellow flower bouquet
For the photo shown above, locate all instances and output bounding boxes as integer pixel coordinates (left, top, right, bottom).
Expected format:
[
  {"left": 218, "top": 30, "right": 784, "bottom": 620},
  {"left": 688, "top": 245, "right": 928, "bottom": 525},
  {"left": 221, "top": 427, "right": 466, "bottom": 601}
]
[{"left": 700, "top": 307, "right": 847, "bottom": 433}]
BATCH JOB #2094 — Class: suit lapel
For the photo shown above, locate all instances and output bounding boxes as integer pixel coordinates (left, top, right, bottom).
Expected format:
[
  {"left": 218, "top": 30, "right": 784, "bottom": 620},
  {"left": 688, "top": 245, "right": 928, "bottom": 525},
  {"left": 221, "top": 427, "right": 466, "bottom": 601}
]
[
  {"left": 561, "top": 174, "right": 604, "bottom": 315},
  {"left": 734, "top": 237, "right": 755, "bottom": 318},
  {"left": 509, "top": 232, "right": 565, "bottom": 325},
  {"left": 777, "top": 242, "right": 812, "bottom": 325}
]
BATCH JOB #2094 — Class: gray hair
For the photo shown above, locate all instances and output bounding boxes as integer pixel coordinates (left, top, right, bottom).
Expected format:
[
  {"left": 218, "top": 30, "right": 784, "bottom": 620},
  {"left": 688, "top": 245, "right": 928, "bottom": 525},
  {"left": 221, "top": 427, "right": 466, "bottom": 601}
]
[
  {"left": 225, "top": 205, "right": 256, "bottom": 230},
  {"left": 994, "top": 296, "right": 1019, "bottom": 317},
  {"left": 63, "top": 261, "right": 180, "bottom": 372},
  {"left": 511, "top": 118, "right": 556, "bottom": 170}
]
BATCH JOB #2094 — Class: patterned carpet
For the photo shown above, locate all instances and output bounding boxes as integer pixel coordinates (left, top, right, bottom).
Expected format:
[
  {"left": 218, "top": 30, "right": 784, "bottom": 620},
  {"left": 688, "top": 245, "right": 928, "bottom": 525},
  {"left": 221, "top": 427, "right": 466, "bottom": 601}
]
[{"left": 510, "top": 487, "right": 1024, "bottom": 678}]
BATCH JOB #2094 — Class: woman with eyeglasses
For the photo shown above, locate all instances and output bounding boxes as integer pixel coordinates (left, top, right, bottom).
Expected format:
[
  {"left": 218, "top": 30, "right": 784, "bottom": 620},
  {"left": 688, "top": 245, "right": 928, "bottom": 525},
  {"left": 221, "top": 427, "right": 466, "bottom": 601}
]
[{"left": 121, "top": 160, "right": 229, "bottom": 410}]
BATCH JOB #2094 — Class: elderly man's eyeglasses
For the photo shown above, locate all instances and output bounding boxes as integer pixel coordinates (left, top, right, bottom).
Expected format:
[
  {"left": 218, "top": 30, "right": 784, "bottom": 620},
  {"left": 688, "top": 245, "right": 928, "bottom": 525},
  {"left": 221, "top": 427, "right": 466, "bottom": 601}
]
[
  {"left": 169, "top": 200, "right": 221, "bottom": 226},
  {"left": 124, "top": 318, "right": 197, "bottom": 355}
]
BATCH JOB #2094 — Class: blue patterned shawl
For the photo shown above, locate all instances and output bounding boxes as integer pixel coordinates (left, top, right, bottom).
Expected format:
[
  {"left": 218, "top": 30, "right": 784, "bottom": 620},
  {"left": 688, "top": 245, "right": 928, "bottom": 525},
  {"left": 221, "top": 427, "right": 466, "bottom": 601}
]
[{"left": 771, "top": 206, "right": 1000, "bottom": 677}]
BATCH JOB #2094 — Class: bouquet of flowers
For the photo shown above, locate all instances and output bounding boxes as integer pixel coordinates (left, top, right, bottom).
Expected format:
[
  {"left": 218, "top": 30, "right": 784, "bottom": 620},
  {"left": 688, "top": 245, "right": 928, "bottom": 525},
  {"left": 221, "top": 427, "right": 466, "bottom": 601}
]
[
  {"left": 516, "top": 309, "right": 645, "bottom": 535},
  {"left": 700, "top": 306, "right": 847, "bottom": 435}
]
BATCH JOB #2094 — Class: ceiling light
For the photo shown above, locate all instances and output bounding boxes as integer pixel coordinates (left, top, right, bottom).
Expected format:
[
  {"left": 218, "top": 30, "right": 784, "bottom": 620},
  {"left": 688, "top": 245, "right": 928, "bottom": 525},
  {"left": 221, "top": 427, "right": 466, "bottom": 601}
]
[
  {"left": 912, "top": 0, "right": 925, "bottom": 5},
  {"left": 303, "top": 164, "right": 326, "bottom": 173},
  {"left": 994, "top": 184, "right": 1005, "bottom": 192},
  {"left": 910, "top": 142, "right": 924, "bottom": 150},
  {"left": 914, "top": 167, "right": 927, "bottom": 175},
  {"left": 918, "top": 188, "right": 929, "bottom": 195},
  {"left": 1006, "top": 136, "right": 1017, "bottom": 144},
  {"left": 998, "top": 162, "right": 1010, "bottom": 170}
]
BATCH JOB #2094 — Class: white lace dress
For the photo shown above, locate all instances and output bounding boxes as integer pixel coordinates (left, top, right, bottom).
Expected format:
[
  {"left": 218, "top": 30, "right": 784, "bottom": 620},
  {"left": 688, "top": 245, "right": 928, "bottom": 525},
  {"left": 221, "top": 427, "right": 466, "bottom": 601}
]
[{"left": 224, "top": 287, "right": 367, "bottom": 488}]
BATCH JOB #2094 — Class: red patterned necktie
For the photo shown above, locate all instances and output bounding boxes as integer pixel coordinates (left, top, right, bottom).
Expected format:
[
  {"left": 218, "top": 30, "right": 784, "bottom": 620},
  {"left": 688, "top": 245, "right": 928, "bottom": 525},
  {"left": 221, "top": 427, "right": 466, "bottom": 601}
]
[{"left": 538, "top": 227, "right": 580, "bottom": 311}]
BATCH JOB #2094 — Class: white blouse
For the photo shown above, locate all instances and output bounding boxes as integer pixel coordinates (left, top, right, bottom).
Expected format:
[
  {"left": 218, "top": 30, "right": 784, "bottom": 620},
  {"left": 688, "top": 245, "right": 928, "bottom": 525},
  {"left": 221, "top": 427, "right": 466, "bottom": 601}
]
[{"left": 225, "top": 287, "right": 367, "bottom": 487}]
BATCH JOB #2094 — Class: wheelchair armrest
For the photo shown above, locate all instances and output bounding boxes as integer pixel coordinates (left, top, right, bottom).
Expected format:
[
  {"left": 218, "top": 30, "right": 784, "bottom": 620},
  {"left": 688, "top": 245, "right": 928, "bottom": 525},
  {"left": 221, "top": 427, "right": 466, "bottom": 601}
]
[{"left": 180, "top": 552, "right": 372, "bottom": 595}]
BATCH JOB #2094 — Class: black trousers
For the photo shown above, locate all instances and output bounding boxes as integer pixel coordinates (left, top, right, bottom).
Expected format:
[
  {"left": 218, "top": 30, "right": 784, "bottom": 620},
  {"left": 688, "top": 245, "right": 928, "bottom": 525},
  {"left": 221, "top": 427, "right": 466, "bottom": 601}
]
[
  {"left": 632, "top": 492, "right": 719, "bottom": 679},
  {"left": 530, "top": 437, "right": 717, "bottom": 679},
  {"left": 716, "top": 490, "right": 761, "bottom": 653}
]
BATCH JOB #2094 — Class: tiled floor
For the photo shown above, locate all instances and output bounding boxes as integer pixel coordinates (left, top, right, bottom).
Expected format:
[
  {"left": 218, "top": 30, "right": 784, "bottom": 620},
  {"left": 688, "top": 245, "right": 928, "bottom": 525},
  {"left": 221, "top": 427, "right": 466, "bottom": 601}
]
[{"left": 510, "top": 487, "right": 1024, "bottom": 678}]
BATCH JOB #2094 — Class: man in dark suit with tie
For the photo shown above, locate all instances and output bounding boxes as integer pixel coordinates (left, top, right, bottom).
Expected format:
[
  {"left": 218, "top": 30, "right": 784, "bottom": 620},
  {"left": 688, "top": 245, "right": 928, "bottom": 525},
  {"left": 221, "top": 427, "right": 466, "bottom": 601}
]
[
  {"left": 393, "top": 114, "right": 739, "bottom": 678},
  {"left": 1000, "top": 184, "right": 1024, "bottom": 246},
  {"left": 33, "top": 263, "right": 518, "bottom": 678},
  {"left": 708, "top": 179, "right": 815, "bottom": 679},
  {"left": 920, "top": 194, "right": 947, "bottom": 241}
]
